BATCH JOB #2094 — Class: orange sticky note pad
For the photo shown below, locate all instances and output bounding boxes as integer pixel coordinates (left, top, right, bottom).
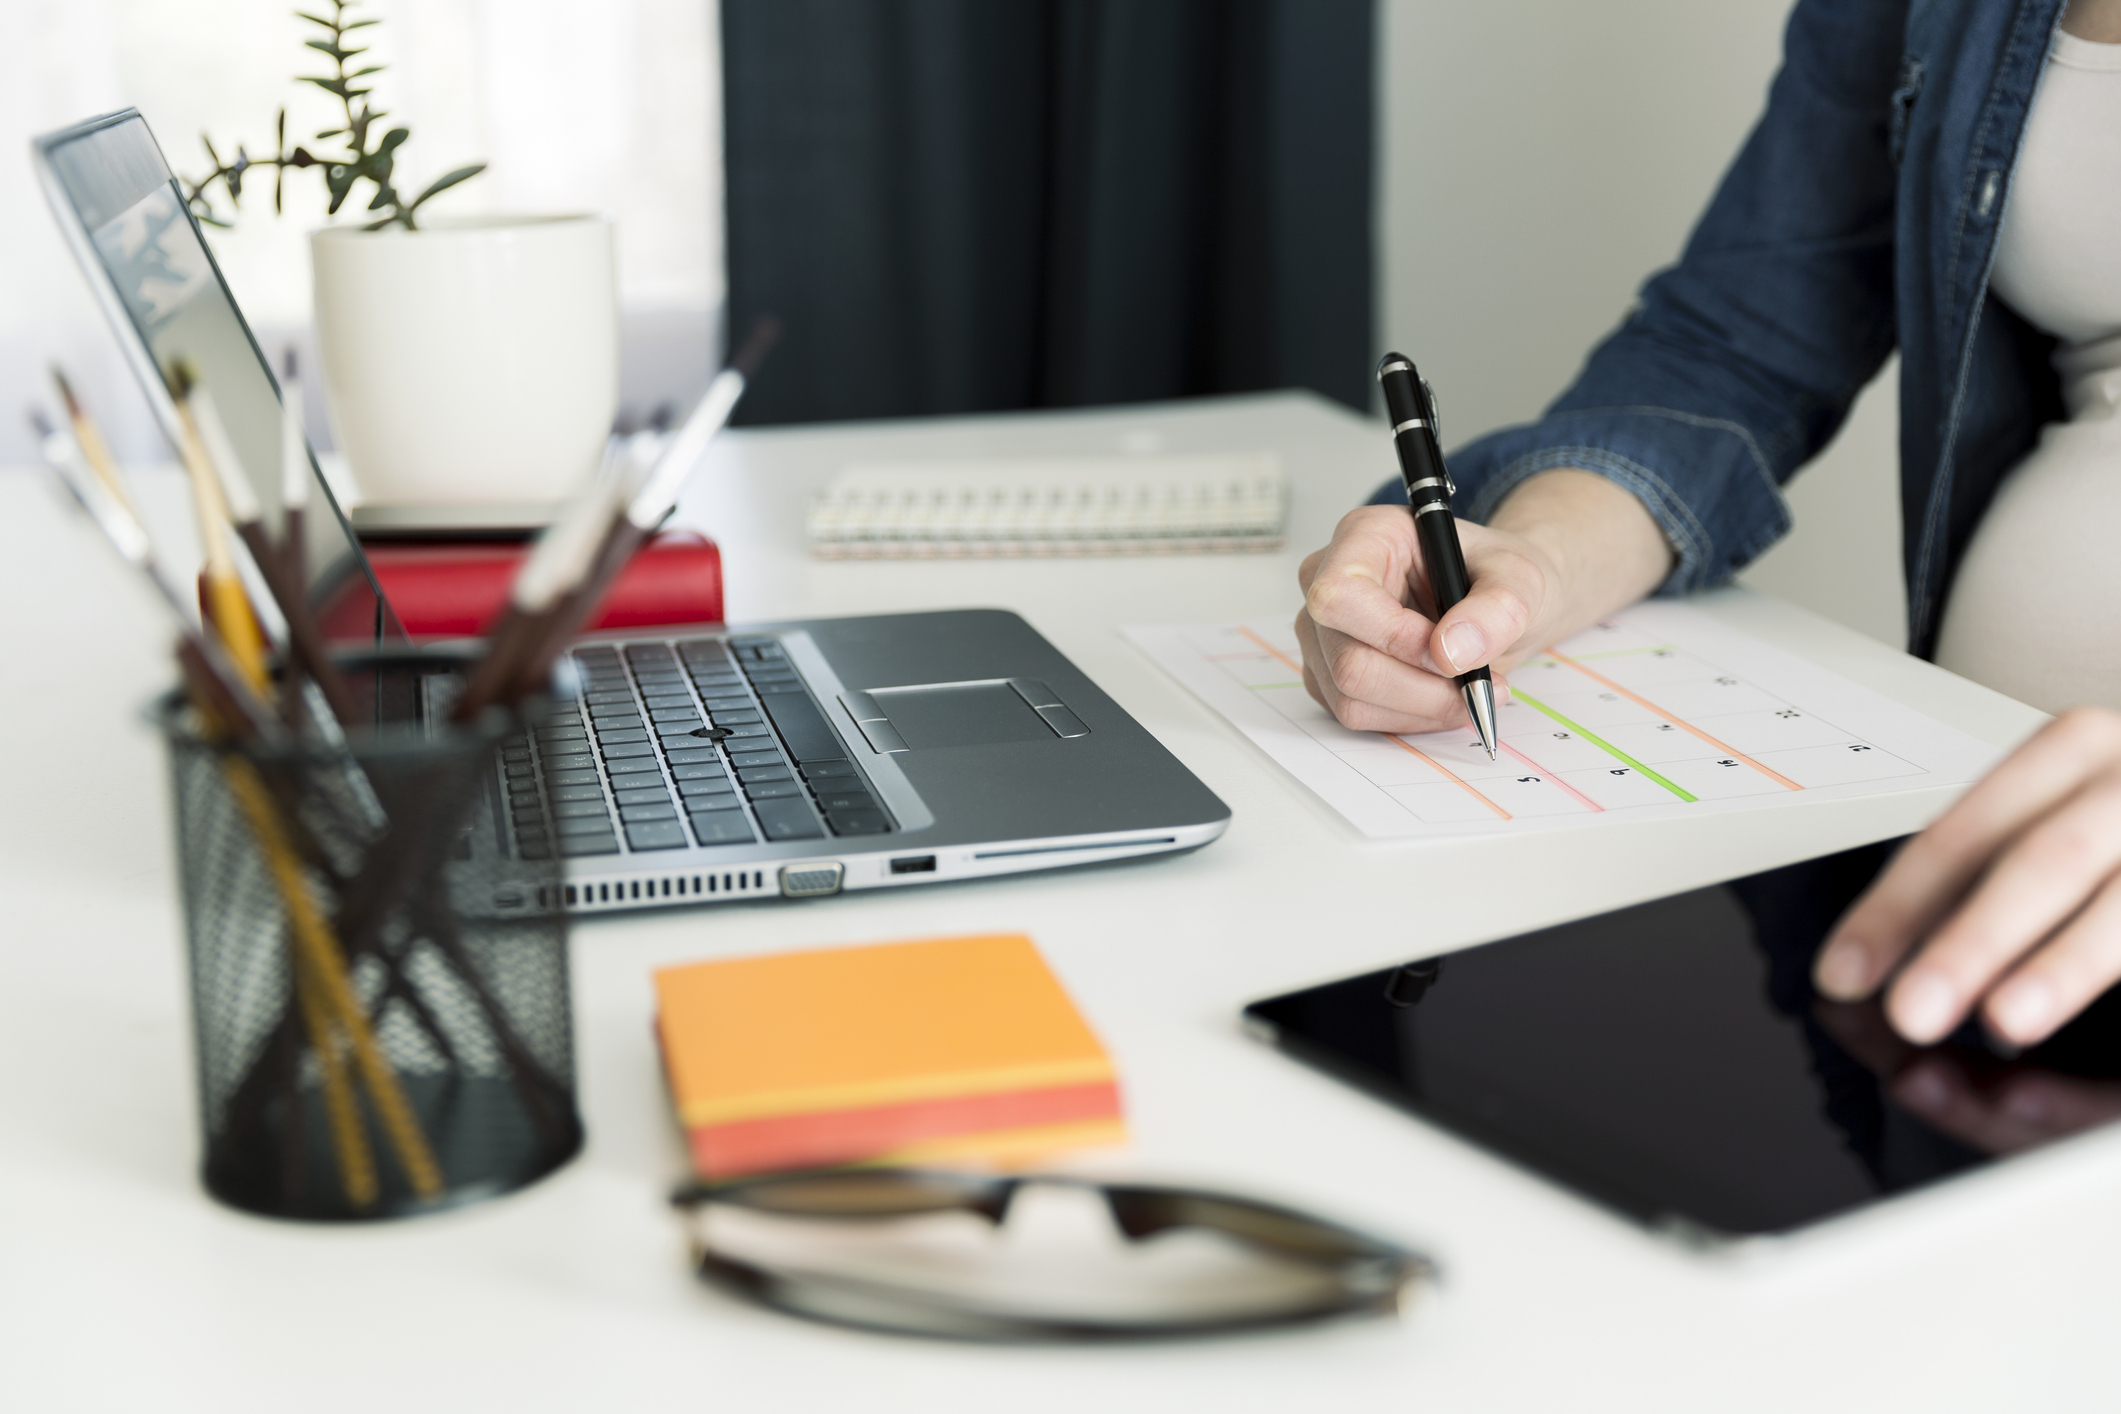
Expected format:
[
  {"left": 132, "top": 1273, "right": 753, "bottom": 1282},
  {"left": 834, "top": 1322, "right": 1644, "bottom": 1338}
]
[{"left": 653, "top": 933, "right": 1125, "bottom": 1180}]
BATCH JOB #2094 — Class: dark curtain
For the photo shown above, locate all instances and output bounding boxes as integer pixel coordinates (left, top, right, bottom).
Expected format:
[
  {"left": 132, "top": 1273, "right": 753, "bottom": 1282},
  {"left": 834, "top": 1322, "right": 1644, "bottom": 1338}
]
[{"left": 721, "top": 0, "right": 1375, "bottom": 425}]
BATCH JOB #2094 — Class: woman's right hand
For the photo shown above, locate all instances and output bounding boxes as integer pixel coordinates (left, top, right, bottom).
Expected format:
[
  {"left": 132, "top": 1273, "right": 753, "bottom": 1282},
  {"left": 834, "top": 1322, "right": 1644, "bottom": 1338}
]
[{"left": 1293, "top": 469, "right": 1675, "bottom": 734}]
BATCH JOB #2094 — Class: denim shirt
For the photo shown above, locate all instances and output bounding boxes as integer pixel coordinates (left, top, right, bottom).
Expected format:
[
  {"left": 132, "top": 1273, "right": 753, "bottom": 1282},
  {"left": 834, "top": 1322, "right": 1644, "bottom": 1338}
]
[{"left": 1374, "top": 0, "right": 2069, "bottom": 656}]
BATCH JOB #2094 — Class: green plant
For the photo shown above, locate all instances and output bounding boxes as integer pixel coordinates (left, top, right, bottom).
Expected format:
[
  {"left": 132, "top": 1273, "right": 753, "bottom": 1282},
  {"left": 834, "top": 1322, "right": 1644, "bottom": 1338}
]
[{"left": 184, "top": 0, "right": 485, "bottom": 232}]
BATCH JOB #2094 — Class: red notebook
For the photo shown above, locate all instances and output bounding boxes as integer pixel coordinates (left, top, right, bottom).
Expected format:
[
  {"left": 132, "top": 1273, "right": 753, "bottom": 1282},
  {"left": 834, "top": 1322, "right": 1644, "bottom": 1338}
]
[{"left": 361, "top": 530, "right": 724, "bottom": 639}]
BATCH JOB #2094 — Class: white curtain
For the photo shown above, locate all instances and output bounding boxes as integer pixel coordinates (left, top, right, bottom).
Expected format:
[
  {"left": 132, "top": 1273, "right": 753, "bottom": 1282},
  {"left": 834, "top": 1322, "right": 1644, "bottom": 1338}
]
[{"left": 1, "top": 0, "right": 723, "bottom": 464}]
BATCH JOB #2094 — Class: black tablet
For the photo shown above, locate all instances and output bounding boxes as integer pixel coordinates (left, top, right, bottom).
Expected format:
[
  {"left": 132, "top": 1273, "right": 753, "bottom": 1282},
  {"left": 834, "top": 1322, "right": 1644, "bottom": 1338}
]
[{"left": 1243, "top": 842, "right": 2121, "bottom": 1239}]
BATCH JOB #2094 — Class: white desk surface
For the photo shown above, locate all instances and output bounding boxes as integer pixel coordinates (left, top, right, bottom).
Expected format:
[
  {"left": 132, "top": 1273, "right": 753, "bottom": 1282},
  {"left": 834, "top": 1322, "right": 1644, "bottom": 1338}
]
[{"left": 3, "top": 391, "right": 2113, "bottom": 1412}]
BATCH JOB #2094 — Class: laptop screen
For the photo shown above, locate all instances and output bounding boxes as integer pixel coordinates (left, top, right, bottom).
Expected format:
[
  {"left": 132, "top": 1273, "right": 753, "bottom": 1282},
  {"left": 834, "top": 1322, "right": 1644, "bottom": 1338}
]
[{"left": 34, "top": 109, "right": 402, "bottom": 647}]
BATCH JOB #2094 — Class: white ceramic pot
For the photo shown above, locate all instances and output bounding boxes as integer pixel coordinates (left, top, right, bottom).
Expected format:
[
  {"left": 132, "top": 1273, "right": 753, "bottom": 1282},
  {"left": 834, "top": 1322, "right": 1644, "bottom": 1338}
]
[{"left": 310, "top": 215, "right": 617, "bottom": 512}]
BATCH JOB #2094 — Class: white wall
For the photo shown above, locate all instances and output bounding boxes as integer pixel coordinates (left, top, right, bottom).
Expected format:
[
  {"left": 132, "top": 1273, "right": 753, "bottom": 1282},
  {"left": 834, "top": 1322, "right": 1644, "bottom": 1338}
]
[{"left": 1377, "top": 0, "right": 1908, "bottom": 648}]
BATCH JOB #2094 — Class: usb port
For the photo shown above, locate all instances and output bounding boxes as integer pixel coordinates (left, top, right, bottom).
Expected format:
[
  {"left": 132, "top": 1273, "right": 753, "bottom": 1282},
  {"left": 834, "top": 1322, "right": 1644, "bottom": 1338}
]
[{"left": 889, "top": 855, "right": 937, "bottom": 875}]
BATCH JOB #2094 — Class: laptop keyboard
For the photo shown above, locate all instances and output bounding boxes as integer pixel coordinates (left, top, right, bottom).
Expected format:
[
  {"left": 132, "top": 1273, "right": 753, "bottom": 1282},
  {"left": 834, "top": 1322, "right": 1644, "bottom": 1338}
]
[{"left": 499, "top": 636, "right": 895, "bottom": 860}]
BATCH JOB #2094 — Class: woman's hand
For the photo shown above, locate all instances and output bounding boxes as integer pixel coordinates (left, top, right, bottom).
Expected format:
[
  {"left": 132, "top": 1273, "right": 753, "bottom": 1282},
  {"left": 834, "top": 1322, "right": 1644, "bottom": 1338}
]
[
  {"left": 1293, "top": 469, "right": 1674, "bottom": 734},
  {"left": 1816, "top": 707, "right": 2121, "bottom": 1047}
]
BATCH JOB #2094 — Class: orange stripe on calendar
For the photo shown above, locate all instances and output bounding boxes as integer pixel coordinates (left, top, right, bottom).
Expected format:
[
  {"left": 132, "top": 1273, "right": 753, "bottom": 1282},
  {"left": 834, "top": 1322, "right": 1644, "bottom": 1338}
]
[{"left": 1543, "top": 649, "right": 1802, "bottom": 791}]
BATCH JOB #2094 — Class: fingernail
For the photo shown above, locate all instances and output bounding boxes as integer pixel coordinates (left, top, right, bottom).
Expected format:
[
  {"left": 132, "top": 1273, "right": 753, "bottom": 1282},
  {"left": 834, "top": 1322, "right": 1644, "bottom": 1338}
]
[
  {"left": 1815, "top": 943, "right": 1871, "bottom": 999},
  {"left": 1990, "top": 977, "right": 2055, "bottom": 1041},
  {"left": 1441, "top": 623, "right": 1487, "bottom": 673},
  {"left": 1890, "top": 971, "right": 1956, "bottom": 1043}
]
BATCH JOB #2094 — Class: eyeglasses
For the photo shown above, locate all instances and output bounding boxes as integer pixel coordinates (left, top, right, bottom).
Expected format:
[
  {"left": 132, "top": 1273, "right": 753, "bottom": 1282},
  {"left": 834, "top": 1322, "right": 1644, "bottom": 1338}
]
[{"left": 670, "top": 1169, "right": 1436, "bottom": 1342}]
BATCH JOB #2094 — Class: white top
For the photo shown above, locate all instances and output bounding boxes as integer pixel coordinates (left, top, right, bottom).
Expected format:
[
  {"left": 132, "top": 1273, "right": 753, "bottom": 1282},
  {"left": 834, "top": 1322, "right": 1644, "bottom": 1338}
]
[{"left": 1935, "top": 29, "right": 2121, "bottom": 711}]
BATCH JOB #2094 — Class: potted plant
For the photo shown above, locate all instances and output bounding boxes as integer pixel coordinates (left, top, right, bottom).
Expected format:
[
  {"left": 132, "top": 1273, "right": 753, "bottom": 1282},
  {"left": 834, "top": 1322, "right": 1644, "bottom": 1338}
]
[{"left": 186, "top": 0, "right": 616, "bottom": 519}]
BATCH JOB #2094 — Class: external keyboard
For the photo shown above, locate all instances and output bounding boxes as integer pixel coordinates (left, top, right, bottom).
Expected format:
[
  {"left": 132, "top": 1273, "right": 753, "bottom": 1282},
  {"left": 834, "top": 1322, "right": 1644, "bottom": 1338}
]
[{"left": 499, "top": 636, "right": 894, "bottom": 860}]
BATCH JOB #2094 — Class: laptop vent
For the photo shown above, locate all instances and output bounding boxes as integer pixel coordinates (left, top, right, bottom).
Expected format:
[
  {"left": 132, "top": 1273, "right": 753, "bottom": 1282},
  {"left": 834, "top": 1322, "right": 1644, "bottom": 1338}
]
[{"left": 562, "top": 870, "right": 771, "bottom": 910}]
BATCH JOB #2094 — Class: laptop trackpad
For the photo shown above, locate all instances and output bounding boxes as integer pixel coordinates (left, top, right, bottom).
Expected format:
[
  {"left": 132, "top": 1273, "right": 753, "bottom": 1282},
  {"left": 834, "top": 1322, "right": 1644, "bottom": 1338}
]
[{"left": 870, "top": 682, "right": 1052, "bottom": 748}]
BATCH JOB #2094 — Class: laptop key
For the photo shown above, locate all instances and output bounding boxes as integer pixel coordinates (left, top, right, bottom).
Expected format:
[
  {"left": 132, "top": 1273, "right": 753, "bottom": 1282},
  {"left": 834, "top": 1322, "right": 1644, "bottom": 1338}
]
[
  {"left": 663, "top": 748, "right": 721, "bottom": 765},
  {"left": 620, "top": 803, "right": 678, "bottom": 823},
  {"left": 737, "top": 764, "right": 792, "bottom": 783},
  {"left": 604, "top": 756, "right": 662, "bottom": 776},
  {"left": 585, "top": 690, "right": 635, "bottom": 705},
  {"left": 561, "top": 834, "right": 619, "bottom": 857},
  {"left": 557, "top": 816, "right": 615, "bottom": 838},
  {"left": 554, "top": 799, "right": 610, "bottom": 819},
  {"left": 625, "top": 820, "right": 690, "bottom": 851},
  {"left": 552, "top": 784, "right": 608, "bottom": 802},
  {"left": 730, "top": 749, "right": 784, "bottom": 769},
  {"left": 550, "top": 769, "right": 601, "bottom": 787},
  {"left": 687, "top": 794, "right": 743, "bottom": 813},
  {"left": 602, "top": 740, "right": 657, "bottom": 759},
  {"left": 614, "top": 787, "right": 673, "bottom": 807},
  {"left": 596, "top": 729, "right": 648, "bottom": 747},
  {"left": 691, "top": 814, "right": 756, "bottom": 844},
  {"left": 755, "top": 691, "right": 847, "bottom": 763},
  {"left": 745, "top": 781, "right": 802, "bottom": 800},
  {"left": 814, "top": 789, "right": 876, "bottom": 814},
  {"left": 826, "top": 808, "right": 891, "bottom": 836},
  {"left": 671, "top": 761, "right": 727, "bottom": 780},
  {"left": 675, "top": 774, "right": 731, "bottom": 795},
  {"left": 799, "top": 759, "right": 858, "bottom": 779},
  {"left": 752, "top": 797, "right": 823, "bottom": 840}
]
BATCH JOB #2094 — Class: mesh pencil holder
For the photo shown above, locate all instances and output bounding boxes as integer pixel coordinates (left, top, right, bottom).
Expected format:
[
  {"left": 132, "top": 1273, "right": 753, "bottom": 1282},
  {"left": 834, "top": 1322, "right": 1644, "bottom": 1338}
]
[{"left": 157, "top": 650, "right": 582, "bottom": 1221}]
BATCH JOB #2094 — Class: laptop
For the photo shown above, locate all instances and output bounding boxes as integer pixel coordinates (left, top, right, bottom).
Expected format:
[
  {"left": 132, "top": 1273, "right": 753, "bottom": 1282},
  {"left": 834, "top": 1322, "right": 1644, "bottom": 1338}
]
[{"left": 35, "top": 109, "right": 1231, "bottom": 910}]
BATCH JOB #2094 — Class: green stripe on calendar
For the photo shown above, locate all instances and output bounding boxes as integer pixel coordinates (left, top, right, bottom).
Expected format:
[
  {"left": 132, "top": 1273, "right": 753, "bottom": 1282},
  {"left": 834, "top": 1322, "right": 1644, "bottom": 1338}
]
[{"left": 1509, "top": 690, "right": 1697, "bottom": 803}]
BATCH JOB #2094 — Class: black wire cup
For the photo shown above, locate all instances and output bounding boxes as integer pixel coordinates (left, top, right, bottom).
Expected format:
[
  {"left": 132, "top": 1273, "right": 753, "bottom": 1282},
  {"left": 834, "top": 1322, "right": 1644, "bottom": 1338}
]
[{"left": 157, "top": 650, "right": 583, "bottom": 1221}]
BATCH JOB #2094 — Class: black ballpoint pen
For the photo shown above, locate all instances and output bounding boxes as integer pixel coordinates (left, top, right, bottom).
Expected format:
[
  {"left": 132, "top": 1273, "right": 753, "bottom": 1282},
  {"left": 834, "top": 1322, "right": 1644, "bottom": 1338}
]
[{"left": 1377, "top": 352, "right": 1498, "bottom": 760}]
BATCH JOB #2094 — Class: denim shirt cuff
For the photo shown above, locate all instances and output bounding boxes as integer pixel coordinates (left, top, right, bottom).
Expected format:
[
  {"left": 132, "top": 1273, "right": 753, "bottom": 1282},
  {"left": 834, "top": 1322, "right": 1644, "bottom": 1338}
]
[{"left": 1367, "top": 407, "right": 1794, "bottom": 597}]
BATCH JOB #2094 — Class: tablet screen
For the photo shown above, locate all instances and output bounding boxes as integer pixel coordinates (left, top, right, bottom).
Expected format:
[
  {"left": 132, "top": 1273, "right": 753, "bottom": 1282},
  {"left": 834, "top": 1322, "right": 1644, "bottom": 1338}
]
[{"left": 1244, "top": 842, "right": 2121, "bottom": 1237}]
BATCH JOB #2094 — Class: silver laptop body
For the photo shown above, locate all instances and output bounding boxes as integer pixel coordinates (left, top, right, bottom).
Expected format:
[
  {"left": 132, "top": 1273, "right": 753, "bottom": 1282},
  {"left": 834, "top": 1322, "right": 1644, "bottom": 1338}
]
[{"left": 36, "top": 109, "right": 1230, "bottom": 911}]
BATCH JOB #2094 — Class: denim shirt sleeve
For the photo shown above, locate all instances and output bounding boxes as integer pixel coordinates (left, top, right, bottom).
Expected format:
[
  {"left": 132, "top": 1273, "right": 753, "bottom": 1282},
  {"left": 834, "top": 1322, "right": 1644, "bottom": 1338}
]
[{"left": 1375, "top": 0, "right": 1909, "bottom": 596}]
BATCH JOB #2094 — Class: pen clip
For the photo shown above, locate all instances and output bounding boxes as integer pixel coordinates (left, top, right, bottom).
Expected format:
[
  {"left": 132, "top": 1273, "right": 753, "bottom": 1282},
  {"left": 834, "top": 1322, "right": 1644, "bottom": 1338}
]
[{"left": 1417, "top": 378, "right": 1453, "bottom": 497}]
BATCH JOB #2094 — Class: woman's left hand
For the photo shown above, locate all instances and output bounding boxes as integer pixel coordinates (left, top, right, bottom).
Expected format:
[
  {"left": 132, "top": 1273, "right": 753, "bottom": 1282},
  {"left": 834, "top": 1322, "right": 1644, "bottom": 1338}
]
[{"left": 1816, "top": 706, "right": 2121, "bottom": 1046}]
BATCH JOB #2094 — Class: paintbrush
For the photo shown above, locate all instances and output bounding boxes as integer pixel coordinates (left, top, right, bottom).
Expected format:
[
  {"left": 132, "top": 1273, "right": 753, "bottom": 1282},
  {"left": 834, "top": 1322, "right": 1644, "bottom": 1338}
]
[
  {"left": 170, "top": 361, "right": 357, "bottom": 724},
  {"left": 461, "top": 317, "right": 780, "bottom": 719},
  {"left": 49, "top": 365, "right": 137, "bottom": 521},
  {"left": 32, "top": 407, "right": 280, "bottom": 740}
]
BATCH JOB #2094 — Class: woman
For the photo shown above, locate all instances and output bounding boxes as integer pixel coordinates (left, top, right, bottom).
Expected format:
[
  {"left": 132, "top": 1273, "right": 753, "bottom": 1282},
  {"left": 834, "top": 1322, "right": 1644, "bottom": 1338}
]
[{"left": 1297, "top": 0, "right": 2121, "bottom": 1048}]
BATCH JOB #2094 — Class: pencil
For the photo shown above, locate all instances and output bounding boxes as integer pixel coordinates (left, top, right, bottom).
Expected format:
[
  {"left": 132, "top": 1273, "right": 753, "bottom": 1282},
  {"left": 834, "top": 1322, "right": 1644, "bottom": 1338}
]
[{"left": 49, "top": 365, "right": 137, "bottom": 520}]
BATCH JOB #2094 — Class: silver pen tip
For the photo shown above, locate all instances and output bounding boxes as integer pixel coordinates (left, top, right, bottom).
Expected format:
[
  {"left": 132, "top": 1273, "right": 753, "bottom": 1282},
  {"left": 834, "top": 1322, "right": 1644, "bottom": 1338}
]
[{"left": 1464, "top": 678, "right": 1499, "bottom": 762}]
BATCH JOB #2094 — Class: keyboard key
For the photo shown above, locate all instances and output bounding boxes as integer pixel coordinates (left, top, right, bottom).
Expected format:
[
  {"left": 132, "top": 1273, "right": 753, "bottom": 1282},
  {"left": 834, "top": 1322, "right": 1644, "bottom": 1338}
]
[
  {"left": 517, "top": 842, "right": 552, "bottom": 860},
  {"left": 650, "top": 707, "right": 702, "bottom": 723},
  {"left": 731, "top": 749, "right": 784, "bottom": 769},
  {"left": 561, "top": 833, "right": 619, "bottom": 857},
  {"left": 626, "top": 820, "right": 690, "bottom": 851},
  {"left": 504, "top": 763, "right": 535, "bottom": 779},
  {"left": 676, "top": 775, "right": 732, "bottom": 796},
  {"left": 554, "top": 799, "right": 610, "bottom": 819},
  {"left": 552, "top": 784, "right": 607, "bottom": 802},
  {"left": 546, "top": 751, "right": 594, "bottom": 769},
  {"left": 745, "top": 781, "right": 802, "bottom": 800},
  {"left": 605, "top": 755, "right": 662, "bottom": 776},
  {"left": 596, "top": 728, "right": 648, "bottom": 746},
  {"left": 704, "top": 707, "right": 760, "bottom": 725},
  {"left": 671, "top": 761, "right": 727, "bottom": 780},
  {"left": 550, "top": 769, "right": 601, "bottom": 787},
  {"left": 602, "top": 740, "right": 658, "bottom": 759},
  {"left": 691, "top": 813, "right": 756, "bottom": 844},
  {"left": 699, "top": 693, "right": 753, "bottom": 710},
  {"left": 814, "top": 789, "right": 876, "bottom": 813},
  {"left": 737, "top": 764, "right": 792, "bottom": 783},
  {"left": 687, "top": 794, "right": 743, "bottom": 813},
  {"left": 800, "top": 759, "right": 858, "bottom": 779},
  {"left": 664, "top": 748, "right": 721, "bottom": 765},
  {"left": 585, "top": 690, "right": 635, "bottom": 705},
  {"left": 752, "top": 797, "right": 823, "bottom": 840},
  {"left": 826, "top": 808, "right": 891, "bottom": 835},
  {"left": 659, "top": 726, "right": 709, "bottom": 744},
  {"left": 621, "top": 803, "right": 678, "bottom": 823},
  {"left": 613, "top": 787, "right": 673, "bottom": 807},
  {"left": 557, "top": 814, "right": 614, "bottom": 836},
  {"left": 589, "top": 701, "right": 642, "bottom": 719}
]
